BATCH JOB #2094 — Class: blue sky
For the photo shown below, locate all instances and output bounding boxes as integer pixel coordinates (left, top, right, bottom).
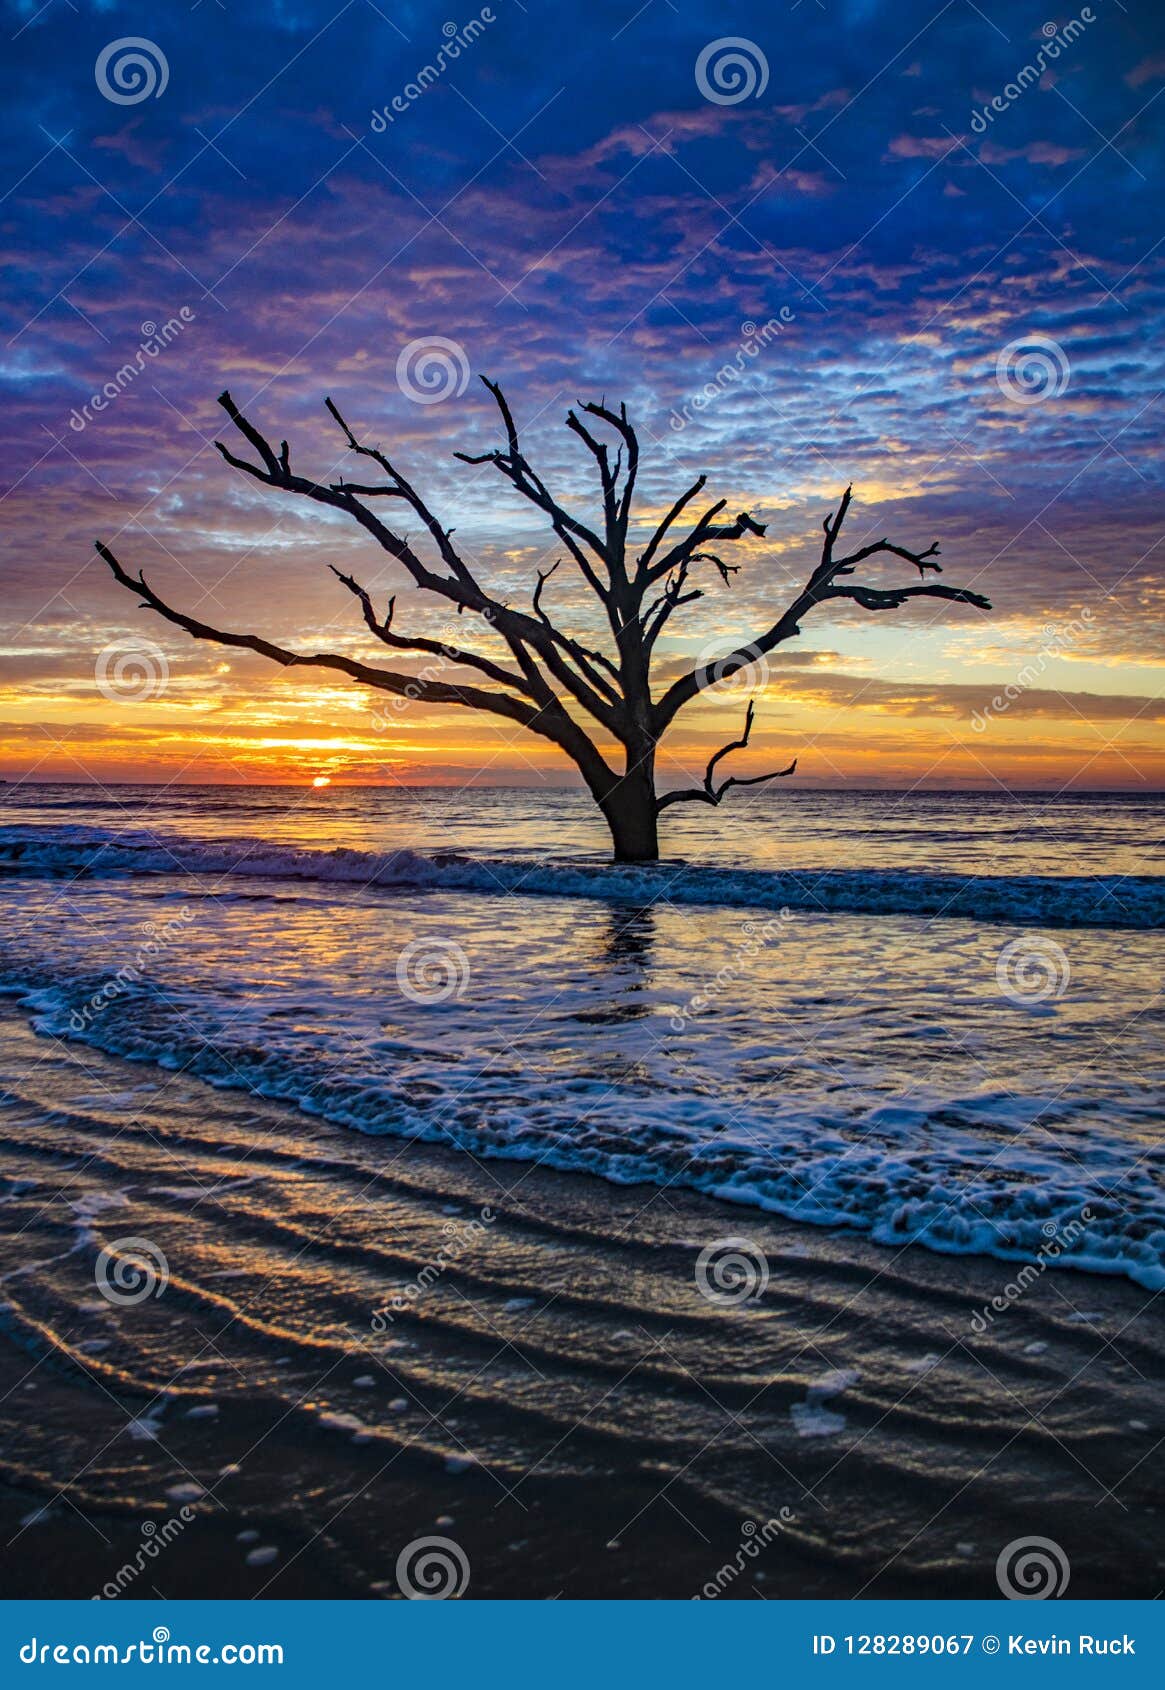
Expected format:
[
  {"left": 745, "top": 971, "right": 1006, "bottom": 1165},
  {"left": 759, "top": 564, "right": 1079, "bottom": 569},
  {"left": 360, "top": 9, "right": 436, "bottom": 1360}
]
[{"left": 1, "top": 0, "right": 1162, "bottom": 787}]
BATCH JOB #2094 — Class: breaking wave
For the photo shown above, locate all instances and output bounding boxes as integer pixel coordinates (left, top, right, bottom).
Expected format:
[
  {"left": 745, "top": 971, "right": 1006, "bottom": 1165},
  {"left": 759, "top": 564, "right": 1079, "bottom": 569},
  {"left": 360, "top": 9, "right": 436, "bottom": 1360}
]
[{"left": 1, "top": 824, "right": 1161, "bottom": 929}]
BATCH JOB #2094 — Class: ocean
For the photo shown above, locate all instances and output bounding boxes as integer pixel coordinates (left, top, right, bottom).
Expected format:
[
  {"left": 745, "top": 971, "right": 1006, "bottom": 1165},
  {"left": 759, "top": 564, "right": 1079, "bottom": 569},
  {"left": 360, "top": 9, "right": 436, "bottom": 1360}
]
[
  {"left": 0, "top": 783, "right": 1161, "bottom": 1596},
  {"left": 1, "top": 784, "right": 1162, "bottom": 1289}
]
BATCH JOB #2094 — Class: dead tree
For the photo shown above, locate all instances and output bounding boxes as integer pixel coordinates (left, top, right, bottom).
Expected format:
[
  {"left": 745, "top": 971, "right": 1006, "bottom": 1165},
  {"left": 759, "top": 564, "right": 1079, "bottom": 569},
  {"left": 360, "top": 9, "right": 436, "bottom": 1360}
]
[{"left": 97, "top": 382, "right": 991, "bottom": 862}]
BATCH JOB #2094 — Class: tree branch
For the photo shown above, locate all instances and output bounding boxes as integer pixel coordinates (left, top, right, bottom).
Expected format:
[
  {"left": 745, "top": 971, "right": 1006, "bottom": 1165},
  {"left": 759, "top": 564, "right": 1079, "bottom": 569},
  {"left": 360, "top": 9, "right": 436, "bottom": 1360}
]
[
  {"left": 327, "top": 565, "right": 531, "bottom": 693},
  {"left": 654, "top": 487, "right": 992, "bottom": 731},
  {"left": 95, "top": 542, "right": 542, "bottom": 729},
  {"left": 656, "top": 701, "right": 797, "bottom": 811}
]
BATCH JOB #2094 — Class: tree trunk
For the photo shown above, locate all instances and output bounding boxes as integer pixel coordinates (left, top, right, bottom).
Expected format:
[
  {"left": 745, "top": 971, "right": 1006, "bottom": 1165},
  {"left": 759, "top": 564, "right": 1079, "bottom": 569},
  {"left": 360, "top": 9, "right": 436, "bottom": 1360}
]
[{"left": 601, "top": 760, "right": 659, "bottom": 863}]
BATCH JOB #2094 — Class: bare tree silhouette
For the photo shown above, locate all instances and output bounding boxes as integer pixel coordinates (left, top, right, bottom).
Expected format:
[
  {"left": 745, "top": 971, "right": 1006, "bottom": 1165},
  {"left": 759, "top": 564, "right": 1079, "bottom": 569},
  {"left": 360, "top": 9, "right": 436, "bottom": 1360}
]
[{"left": 98, "top": 382, "right": 991, "bottom": 861}]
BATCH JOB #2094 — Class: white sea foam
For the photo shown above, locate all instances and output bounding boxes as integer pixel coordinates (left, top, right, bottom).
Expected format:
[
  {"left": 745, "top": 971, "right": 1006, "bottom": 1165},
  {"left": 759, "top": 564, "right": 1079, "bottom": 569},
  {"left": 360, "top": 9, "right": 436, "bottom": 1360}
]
[
  {"left": 1, "top": 817, "right": 1161, "bottom": 1294},
  {"left": 0, "top": 823, "right": 1160, "bottom": 928}
]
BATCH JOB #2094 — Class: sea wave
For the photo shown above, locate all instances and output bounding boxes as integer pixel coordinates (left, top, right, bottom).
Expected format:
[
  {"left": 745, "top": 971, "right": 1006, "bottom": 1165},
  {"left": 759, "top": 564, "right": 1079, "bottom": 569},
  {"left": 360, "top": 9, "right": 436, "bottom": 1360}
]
[
  {"left": 1, "top": 824, "right": 1161, "bottom": 928},
  {"left": 0, "top": 974, "right": 1160, "bottom": 1293}
]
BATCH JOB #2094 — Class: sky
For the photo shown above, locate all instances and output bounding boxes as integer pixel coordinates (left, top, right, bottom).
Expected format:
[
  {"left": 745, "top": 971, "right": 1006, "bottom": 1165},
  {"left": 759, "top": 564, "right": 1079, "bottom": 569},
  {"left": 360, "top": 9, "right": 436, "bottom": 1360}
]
[{"left": 1, "top": 0, "right": 1163, "bottom": 793}]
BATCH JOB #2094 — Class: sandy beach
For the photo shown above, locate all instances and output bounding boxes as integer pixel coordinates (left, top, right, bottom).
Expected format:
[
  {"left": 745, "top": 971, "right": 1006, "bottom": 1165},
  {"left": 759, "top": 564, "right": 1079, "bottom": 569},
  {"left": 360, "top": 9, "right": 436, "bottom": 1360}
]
[{"left": 1, "top": 1011, "right": 1159, "bottom": 1600}]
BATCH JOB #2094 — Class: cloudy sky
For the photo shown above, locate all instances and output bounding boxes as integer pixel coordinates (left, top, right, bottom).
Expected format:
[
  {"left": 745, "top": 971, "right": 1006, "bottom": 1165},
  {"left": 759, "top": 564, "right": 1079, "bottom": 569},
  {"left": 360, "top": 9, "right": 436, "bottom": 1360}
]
[{"left": 2, "top": 0, "right": 1162, "bottom": 792}]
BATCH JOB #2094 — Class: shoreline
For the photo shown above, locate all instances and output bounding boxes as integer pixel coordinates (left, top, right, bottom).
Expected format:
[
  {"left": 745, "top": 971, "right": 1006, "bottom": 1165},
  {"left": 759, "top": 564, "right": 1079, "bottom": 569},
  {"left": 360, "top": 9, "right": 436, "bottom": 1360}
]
[{"left": 0, "top": 1010, "right": 1160, "bottom": 1599}]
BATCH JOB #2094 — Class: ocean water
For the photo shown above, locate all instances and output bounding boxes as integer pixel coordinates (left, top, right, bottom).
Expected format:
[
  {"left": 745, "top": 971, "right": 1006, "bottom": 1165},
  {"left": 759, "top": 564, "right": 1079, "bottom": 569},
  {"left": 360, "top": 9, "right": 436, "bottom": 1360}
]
[{"left": 1, "top": 783, "right": 1162, "bottom": 1289}]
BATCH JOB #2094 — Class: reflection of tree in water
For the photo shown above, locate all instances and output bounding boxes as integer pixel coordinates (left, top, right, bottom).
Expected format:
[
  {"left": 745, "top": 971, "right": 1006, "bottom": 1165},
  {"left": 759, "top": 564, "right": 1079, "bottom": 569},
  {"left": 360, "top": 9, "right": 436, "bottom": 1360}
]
[{"left": 573, "top": 904, "right": 658, "bottom": 1023}]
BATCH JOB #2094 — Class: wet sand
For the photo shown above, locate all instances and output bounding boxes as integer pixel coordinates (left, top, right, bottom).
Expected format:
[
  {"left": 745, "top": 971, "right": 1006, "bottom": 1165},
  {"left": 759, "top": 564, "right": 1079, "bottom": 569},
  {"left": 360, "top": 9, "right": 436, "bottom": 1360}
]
[{"left": 0, "top": 1012, "right": 1160, "bottom": 1599}]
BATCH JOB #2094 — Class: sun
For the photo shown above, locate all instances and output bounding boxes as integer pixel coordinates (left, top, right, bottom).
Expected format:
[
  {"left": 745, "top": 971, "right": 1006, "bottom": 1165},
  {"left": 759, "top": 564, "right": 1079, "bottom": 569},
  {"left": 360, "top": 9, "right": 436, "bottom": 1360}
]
[{"left": 311, "top": 775, "right": 331, "bottom": 788}]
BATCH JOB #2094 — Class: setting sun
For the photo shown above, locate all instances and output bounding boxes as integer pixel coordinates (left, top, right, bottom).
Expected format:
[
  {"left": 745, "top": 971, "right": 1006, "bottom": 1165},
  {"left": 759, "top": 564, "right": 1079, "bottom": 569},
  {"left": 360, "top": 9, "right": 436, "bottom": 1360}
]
[{"left": 311, "top": 776, "right": 331, "bottom": 788}]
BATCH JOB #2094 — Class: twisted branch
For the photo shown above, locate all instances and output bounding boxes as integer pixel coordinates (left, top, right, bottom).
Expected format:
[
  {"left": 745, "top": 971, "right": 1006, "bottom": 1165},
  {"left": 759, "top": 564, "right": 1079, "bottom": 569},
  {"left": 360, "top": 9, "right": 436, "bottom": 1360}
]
[{"left": 657, "top": 701, "right": 797, "bottom": 811}]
